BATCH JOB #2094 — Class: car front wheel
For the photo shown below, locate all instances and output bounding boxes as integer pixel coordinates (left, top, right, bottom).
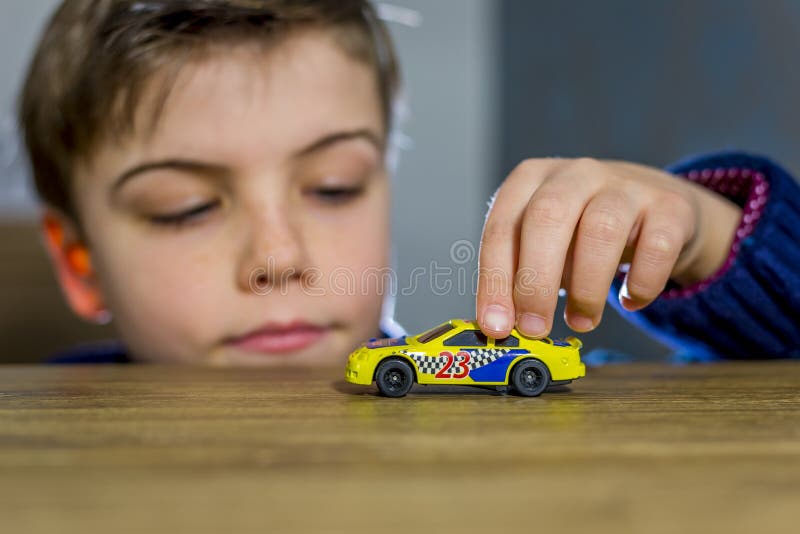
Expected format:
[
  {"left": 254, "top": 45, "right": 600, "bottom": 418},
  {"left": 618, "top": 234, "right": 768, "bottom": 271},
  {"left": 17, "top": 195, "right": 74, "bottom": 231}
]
[
  {"left": 511, "top": 359, "right": 550, "bottom": 397},
  {"left": 375, "top": 358, "right": 415, "bottom": 398}
]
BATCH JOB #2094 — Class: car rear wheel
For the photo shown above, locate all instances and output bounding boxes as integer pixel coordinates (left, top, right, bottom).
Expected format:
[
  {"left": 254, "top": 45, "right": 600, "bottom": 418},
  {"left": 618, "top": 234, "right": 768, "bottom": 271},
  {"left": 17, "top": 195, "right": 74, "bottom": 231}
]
[
  {"left": 511, "top": 359, "right": 550, "bottom": 397},
  {"left": 375, "top": 358, "right": 415, "bottom": 398}
]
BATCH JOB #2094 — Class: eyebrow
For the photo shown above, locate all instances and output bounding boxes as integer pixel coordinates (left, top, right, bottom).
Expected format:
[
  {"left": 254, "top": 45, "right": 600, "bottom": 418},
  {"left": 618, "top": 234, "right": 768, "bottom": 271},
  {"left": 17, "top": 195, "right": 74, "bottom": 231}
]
[
  {"left": 293, "top": 129, "right": 384, "bottom": 158},
  {"left": 111, "top": 128, "right": 384, "bottom": 194},
  {"left": 111, "top": 160, "right": 228, "bottom": 195}
]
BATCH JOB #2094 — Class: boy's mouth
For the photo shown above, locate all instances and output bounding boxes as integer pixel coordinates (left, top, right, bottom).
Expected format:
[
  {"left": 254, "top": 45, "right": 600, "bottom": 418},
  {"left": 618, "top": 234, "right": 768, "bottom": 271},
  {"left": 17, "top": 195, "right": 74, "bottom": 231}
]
[{"left": 224, "top": 321, "right": 329, "bottom": 355}]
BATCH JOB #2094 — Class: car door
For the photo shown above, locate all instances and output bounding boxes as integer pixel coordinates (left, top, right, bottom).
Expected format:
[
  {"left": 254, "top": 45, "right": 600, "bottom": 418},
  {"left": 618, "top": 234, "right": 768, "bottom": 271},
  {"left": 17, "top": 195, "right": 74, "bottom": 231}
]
[{"left": 422, "top": 329, "right": 489, "bottom": 384}]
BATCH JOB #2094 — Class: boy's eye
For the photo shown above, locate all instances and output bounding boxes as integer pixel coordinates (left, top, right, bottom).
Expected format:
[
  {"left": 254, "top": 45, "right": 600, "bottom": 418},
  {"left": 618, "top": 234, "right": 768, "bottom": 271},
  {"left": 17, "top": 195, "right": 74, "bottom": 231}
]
[
  {"left": 309, "top": 186, "right": 364, "bottom": 205},
  {"left": 148, "top": 199, "right": 221, "bottom": 227}
]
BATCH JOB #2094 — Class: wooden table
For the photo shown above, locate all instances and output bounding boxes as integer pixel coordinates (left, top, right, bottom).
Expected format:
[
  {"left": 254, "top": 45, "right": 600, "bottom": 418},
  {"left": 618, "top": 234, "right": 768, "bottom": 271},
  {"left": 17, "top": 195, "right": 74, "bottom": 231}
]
[{"left": 0, "top": 363, "right": 798, "bottom": 533}]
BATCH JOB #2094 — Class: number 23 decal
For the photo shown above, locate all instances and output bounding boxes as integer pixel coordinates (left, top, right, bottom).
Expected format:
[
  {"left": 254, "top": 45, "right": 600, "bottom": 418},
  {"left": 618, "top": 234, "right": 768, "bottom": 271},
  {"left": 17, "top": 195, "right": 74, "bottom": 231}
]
[{"left": 435, "top": 351, "right": 471, "bottom": 379}]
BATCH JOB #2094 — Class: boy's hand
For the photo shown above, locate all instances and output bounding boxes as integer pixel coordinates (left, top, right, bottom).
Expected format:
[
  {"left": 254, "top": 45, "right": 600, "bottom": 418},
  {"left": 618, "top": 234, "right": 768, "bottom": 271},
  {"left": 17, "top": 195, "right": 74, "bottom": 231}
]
[{"left": 476, "top": 158, "right": 742, "bottom": 339}]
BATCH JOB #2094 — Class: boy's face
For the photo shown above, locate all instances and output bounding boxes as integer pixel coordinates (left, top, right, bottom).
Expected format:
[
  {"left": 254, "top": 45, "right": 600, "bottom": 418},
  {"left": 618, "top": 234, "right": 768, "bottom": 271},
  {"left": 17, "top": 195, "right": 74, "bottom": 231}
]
[{"left": 67, "top": 30, "right": 391, "bottom": 365}]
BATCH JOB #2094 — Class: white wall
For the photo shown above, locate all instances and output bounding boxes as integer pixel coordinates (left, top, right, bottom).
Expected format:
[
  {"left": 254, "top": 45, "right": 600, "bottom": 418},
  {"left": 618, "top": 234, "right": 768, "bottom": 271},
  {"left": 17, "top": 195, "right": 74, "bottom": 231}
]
[
  {"left": 384, "top": 0, "right": 497, "bottom": 332},
  {"left": 0, "top": 1, "right": 61, "bottom": 216}
]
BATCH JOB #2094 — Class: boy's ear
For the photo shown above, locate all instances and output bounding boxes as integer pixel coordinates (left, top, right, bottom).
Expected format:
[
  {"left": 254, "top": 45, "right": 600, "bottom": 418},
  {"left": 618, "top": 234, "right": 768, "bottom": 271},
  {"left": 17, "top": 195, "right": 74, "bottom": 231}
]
[{"left": 41, "top": 209, "right": 111, "bottom": 325}]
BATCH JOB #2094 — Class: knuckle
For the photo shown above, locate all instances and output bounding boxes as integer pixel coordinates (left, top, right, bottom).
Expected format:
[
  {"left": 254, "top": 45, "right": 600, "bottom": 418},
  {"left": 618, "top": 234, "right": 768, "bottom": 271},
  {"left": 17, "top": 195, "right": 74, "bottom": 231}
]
[
  {"left": 567, "top": 285, "right": 603, "bottom": 313},
  {"left": 513, "top": 268, "right": 556, "bottom": 299},
  {"left": 659, "top": 190, "right": 694, "bottom": 218},
  {"left": 509, "top": 158, "right": 546, "bottom": 184},
  {"left": 658, "top": 188, "right": 690, "bottom": 207},
  {"left": 572, "top": 156, "right": 600, "bottom": 169},
  {"left": 556, "top": 157, "right": 610, "bottom": 190},
  {"left": 568, "top": 157, "right": 603, "bottom": 176},
  {"left": 582, "top": 206, "right": 627, "bottom": 247},
  {"left": 602, "top": 188, "right": 633, "bottom": 209},
  {"left": 526, "top": 192, "right": 570, "bottom": 227},
  {"left": 516, "top": 158, "right": 538, "bottom": 173},
  {"left": 481, "top": 219, "right": 514, "bottom": 244},
  {"left": 639, "top": 228, "right": 680, "bottom": 266},
  {"left": 478, "top": 267, "right": 511, "bottom": 301}
]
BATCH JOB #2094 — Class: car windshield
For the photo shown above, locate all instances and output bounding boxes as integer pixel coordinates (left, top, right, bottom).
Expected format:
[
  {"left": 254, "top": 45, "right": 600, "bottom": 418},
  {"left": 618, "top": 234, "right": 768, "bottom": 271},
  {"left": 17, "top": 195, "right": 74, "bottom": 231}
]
[{"left": 416, "top": 323, "right": 456, "bottom": 343}]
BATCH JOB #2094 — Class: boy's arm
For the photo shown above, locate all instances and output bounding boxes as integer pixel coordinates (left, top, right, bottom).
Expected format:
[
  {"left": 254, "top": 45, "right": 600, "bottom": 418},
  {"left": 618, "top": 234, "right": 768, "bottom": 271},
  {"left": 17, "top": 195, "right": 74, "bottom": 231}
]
[{"left": 609, "top": 151, "right": 800, "bottom": 360}]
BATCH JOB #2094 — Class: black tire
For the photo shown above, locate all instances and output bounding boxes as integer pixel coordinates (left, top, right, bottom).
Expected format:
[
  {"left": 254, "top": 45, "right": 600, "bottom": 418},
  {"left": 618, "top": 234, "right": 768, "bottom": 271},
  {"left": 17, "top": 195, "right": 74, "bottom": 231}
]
[
  {"left": 511, "top": 359, "right": 550, "bottom": 397},
  {"left": 375, "top": 358, "right": 415, "bottom": 398}
]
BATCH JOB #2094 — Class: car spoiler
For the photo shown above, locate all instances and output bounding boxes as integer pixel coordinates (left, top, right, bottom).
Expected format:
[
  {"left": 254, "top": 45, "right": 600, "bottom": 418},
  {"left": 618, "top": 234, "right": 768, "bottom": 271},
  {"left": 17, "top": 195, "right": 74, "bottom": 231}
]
[{"left": 565, "top": 336, "right": 583, "bottom": 350}]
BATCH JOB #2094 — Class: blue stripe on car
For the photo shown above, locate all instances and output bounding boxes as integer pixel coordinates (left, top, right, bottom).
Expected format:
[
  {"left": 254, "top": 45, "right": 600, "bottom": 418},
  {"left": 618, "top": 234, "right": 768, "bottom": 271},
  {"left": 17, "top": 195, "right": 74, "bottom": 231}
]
[{"left": 467, "top": 349, "right": 528, "bottom": 382}]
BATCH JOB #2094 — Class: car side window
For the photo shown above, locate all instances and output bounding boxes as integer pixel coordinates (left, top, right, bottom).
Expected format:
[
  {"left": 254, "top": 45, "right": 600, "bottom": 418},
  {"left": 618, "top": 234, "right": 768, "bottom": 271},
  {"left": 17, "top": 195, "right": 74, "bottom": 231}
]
[
  {"left": 443, "top": 330, "right": 488, "bottom": 347},
  {"left": 417, "top": 323, "right": 456, "bottom": 343},
  {"left": 495, "top": 335, "right": 519, "bottom": 347}
]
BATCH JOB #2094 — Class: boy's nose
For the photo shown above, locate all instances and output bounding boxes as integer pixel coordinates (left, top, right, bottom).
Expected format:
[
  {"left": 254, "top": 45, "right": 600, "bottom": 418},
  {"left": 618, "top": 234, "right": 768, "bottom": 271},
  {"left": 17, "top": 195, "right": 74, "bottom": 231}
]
[{"left": 236, "top": 209, "right": 310, "bottom": 294}]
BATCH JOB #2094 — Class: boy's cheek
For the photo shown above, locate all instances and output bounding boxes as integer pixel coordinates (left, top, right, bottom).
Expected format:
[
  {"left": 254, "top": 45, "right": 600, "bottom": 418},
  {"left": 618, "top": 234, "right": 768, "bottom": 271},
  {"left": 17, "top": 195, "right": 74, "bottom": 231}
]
[
  {"left": 96, "top": 241, "right": 231, "bottom": 362},
  {"left": 90, "top": 222, "right": 390, "bottom": 364},
  {"left": 80, "top": 213, "right": 238, "bottom": 350}
]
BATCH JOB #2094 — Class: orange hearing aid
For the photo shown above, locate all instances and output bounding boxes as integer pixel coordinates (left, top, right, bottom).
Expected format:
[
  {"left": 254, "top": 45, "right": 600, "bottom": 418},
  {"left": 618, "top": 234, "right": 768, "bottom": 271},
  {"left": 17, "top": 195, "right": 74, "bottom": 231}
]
[
  {"left": 43, "top": 214, "right": 92, "bottom": 277},
  {"left": 43, "top": 216, "right": 64, "bottom": 247},
  {"left": 66, "top": 245, "right": 92, "bottom": 277}
]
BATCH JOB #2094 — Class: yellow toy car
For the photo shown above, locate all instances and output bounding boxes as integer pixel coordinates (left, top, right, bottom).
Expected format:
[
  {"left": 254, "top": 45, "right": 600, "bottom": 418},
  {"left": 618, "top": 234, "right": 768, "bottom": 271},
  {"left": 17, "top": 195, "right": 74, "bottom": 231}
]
[{"left": 345, "top": 318, "right": 585, "bottom": 397}]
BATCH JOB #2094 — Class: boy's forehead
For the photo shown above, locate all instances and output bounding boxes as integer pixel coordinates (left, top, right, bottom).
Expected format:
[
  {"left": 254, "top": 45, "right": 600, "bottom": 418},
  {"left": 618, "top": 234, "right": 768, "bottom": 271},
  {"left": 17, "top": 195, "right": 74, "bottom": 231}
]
[{"left": 112, "top": 30, "right": 384, "bottom": 167}]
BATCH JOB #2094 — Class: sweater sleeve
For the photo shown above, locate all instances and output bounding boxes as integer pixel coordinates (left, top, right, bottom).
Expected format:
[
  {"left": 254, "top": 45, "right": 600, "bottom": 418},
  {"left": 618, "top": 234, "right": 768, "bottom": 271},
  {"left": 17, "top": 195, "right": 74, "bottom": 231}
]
[{"left": 608, "top": 151, "right": 800, "bottom": 360}]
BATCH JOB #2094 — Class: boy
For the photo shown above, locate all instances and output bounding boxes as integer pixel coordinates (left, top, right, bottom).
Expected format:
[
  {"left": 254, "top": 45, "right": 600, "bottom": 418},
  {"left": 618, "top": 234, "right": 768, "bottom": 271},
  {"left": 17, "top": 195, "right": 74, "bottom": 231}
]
[{"left": 20, "top": 0, "right": 799, "bottom": 364}]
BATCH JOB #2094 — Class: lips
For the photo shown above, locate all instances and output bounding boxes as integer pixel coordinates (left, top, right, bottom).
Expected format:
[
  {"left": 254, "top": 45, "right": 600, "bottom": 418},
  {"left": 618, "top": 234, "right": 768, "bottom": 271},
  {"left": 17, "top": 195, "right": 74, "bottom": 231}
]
[{"left": 225, "top": 321, "right": 328, "bottom": 355}]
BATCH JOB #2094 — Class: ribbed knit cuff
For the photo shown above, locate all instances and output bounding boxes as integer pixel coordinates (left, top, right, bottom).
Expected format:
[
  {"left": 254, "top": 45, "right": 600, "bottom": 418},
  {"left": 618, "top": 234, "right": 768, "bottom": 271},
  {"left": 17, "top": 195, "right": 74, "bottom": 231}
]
[
  {"left": 609, "top": 151, "right": 800, "bottom": 359},
  {"left": 662, "top": 166, "right": 768, "bottom": 298}
]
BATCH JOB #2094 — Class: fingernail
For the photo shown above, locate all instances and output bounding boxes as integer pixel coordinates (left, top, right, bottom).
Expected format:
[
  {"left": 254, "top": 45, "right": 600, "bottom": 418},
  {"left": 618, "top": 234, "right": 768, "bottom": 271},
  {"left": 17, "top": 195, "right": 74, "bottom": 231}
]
[
  {"left": 483, "top": 304, "right": 511, "bottom": 332},
  {"left": 619, "top": 294, "right": 640, "bottom": 312},
  {"left": 569, "top": 314, "right": 595, "bottom": 332},
  {"left": 619, "top": 275, "right": 641, "bottom": 311},
  {"left": 517, "top": 313, "right": 547, "bottom": 337}
]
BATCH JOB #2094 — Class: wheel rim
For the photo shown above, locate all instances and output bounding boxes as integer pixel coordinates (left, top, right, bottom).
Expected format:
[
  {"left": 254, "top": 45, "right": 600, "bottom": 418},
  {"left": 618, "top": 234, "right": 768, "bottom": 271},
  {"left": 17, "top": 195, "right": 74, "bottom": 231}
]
[
  {"left": 383, "top": 367, "right": 408, "bottom": 393},
  {"left": 520, "top": 366, "right": 543, "bottom": 391}
]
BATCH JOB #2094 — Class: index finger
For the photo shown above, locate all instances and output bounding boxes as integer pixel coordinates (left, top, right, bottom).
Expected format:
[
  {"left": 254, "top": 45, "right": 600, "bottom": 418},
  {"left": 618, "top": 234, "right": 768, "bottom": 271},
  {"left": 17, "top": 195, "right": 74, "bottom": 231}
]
[{"left": 476, "top": 160, "right": 554, "bottom": 338}]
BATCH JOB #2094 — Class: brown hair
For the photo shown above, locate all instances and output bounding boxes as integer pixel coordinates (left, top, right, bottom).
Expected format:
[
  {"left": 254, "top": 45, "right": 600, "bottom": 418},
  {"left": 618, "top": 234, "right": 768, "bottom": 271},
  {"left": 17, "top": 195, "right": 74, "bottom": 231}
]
[{"left": 19, "top": 0, "right": 400, "bottom": 218}]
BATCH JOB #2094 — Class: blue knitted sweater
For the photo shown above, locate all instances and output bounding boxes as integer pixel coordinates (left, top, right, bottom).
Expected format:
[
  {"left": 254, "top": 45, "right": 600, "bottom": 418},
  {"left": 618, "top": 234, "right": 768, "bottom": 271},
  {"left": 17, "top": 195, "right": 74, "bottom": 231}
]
[{"left": 609, "top": 151, "right": 800, "bottom": 360}]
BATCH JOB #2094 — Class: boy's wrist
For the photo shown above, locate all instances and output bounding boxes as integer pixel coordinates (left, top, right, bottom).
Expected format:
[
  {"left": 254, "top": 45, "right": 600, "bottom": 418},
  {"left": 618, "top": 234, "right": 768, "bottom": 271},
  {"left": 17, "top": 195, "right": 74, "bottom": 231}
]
[
  {"left": 665, "top": 166, "right": 770, "bottom": 296},
  {"left": 670, "top": 181, "right": 742, "bottom": 286}
]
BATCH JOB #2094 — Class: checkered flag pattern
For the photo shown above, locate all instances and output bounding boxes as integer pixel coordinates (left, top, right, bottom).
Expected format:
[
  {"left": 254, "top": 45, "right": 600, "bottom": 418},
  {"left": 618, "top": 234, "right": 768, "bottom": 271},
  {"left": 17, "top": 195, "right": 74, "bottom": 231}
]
[
  {"left": 467, "top": 347, "right": 506, "bottom": 368},
  {"left": 404, "top": 352, "right": 444, "bottom": 374},
  {"left": 403, "top": 348, "right": 510, "bottom": 375}
]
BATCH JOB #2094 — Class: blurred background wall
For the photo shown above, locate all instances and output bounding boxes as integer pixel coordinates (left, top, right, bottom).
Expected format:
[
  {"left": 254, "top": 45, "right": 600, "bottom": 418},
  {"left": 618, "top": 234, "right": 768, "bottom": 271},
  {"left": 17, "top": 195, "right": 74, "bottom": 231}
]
[
  {"left": 2, "top": 0, "right": 798, "bottom": 362},
  {"left": 0, "top": 2, "right": 60, "bottom": 216},
  {"left": 497, "top": 0, "right": 800, "bottom": 357}
]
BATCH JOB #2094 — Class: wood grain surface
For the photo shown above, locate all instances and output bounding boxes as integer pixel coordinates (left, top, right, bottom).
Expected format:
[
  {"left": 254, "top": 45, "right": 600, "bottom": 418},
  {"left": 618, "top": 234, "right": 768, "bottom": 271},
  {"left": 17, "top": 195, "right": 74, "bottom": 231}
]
[{"left": 0, "top": 362, "right": 798, "bottom": 533}]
